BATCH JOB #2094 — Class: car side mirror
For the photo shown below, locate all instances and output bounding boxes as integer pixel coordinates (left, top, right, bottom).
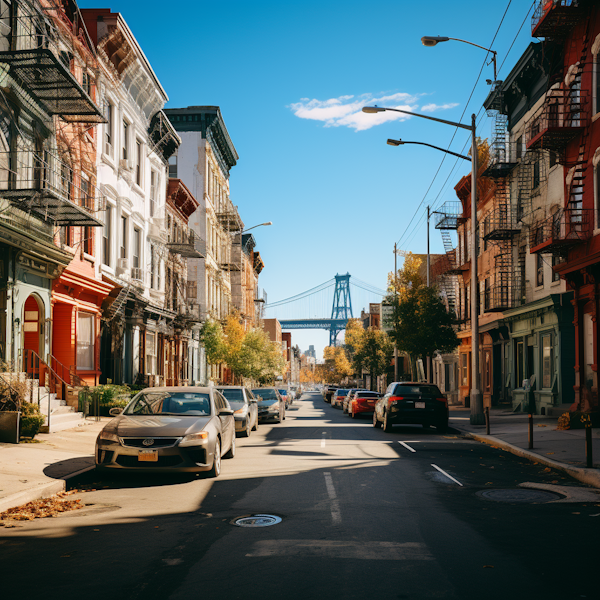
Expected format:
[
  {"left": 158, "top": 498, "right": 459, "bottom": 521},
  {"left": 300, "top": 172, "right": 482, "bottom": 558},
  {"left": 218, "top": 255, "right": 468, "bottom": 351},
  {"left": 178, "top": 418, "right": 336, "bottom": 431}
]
[
  {"left": 219, "top": 408, "right": 234, "bottom": 416},
  {"left": 109, "top": 407, "right": 123, "bottom": 416}
]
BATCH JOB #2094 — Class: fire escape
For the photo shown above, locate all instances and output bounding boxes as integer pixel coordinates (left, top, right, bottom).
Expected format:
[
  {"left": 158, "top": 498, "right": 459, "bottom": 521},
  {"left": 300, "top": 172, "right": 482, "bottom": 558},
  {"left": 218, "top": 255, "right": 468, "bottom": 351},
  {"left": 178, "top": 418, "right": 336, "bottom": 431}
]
[
  {"left": 482, "top": 82, "right": 521, "bottom": 313},
  {"left": 528, "top": 0, "right": 594, "bottom": 260},
  {"left": 433, "top": 201, "right": 466, "bottom": 320},
  {"left": 0, "top": 2, "right": 106, "bottom": 228}
]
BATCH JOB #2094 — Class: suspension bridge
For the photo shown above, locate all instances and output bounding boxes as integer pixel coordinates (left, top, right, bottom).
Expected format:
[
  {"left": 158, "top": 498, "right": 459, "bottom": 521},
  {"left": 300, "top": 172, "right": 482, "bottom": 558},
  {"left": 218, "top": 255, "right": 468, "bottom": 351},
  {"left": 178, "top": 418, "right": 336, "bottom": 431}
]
[{"left": 263, "top": 274, "right": 388, "bottom": 346}]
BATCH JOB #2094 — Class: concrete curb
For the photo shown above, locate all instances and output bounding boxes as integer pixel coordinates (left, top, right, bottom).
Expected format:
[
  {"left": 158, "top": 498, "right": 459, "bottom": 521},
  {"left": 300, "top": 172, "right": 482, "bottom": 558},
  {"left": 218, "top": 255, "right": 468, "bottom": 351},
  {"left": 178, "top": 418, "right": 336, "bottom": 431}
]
[
  {"left": 463, "top": 431, "right": 600, "bottom": 489},
  {"left": 0, "top": 465, "right": 96, "bottom": 514},
  {"left": 0, "top": 480, "right": 65, "bottom": 514}
]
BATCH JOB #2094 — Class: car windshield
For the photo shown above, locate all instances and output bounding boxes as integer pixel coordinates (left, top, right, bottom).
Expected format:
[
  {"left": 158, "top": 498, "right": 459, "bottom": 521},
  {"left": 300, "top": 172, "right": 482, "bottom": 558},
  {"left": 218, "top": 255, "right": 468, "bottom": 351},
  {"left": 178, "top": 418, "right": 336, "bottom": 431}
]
[
  {"left": 336, "top": 389, "right": 350, "bottom": 396},
  {"left": 357, "top": 392, "right": 381, "bottom": 398},
  {"left": 218, "top": 388, "right": 245, "bottom": 409},
  {"left": 278, "top": 389, "right": 287, "bottom": 396},
  {"left": 252, "top": 389, "right": 278, "bottom": 402},
  {"left": 124, "top": 392, "right": 211, "bottom": 416},
  {"left": 394, "top": 385, "right": 442, "bottom": 396}
]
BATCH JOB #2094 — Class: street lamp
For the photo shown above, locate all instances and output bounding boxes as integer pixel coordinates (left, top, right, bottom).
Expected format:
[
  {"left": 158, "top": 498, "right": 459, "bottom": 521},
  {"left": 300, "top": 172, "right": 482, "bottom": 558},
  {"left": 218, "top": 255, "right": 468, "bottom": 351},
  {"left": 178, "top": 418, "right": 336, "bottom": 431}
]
[
  {"left": 241, "top": 221, "right": 272, "bottom": 234},
  {"left": 387, "top": 138, "right": 471, "bottom": 161},
  {"left": 420, "top": 36, "right": 497, "bottom": 81},
  {"left": 362, "top": 104, "right": 484, "bottom": 425}
]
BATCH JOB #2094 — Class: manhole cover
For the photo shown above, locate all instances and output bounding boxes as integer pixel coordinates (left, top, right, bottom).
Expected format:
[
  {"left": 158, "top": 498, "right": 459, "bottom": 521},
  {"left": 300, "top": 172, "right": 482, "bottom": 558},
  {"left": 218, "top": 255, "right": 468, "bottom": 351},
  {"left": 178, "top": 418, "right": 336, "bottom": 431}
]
[
  {"left": 232, "top": 514, "right": 282, "bottom": 527},
  {"left": 478, "top": 489, "right": 563, "bottom": 503}
]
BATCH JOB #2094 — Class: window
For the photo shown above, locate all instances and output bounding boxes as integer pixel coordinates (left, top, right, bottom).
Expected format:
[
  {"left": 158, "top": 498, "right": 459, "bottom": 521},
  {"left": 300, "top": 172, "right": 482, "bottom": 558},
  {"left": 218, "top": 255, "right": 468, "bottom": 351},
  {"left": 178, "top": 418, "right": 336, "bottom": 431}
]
[
  {"left": 83, "top": 226, "right": 93, "bottom": 256},
  {"left": 104, "top": 100, "right": 113, "bottom": 155},
  {"left": 533, "top": 158, "right": 540, "bottom": 189},
  {"left": 102, "top": 206, "right": 111, "bottom": 266},
  {"left": 150, "top": 171, "right": 157, "bottom": 217},
  {"left": 82, "top": 71, "right": 92, "bottom": 96},
  {"left": 483, "top": 349, "right": 492, "bottom": 393},
  {"left": 516, "top": 341, "right": 525, "bottom": 387},
  {"left": 595, "top": 54, "right": 600, "bottom": 115},
  {"left": 484, "top": 278, "right": 490, "bottom": 310},
  {"left": 541, "top": 334, "right": 554, "bottom": 389},
  {"left": 551, "top": 255, "right": 560, "bottom": 282},
  {"left": 120, "top": 215, "right": 127, "bottom": 259},
  {"left": 135, "top": 139, "right": 142, "bottom": 186},
  {"left": 460, "top": 353, "right": 468, "bottom": 386},
  {"left": 146, "top": 331, "right": 157, "bottom": 375},
  {"left": 516, "top": 134, "right": 523, "bottom": 160},
  {"left": 168, "top": 154, "right": 177, "bottom": 178},
  {"left": 132, "top": 227, "right": 141, "bottom": 280},
  {"left": 80, "top": 176, "right": 90, "bottom": 210},
  {"left": 122, "top": 121, "right": 129, "bottom": 161},
  {"left": 536, "top": 254, "right": 544, "bottom": 287},
  {"left": 77, "top": 312, "right": 94, "bottom": 371},
  {"left": 150, "top": 245, "right": 156, "bottom": 289}
]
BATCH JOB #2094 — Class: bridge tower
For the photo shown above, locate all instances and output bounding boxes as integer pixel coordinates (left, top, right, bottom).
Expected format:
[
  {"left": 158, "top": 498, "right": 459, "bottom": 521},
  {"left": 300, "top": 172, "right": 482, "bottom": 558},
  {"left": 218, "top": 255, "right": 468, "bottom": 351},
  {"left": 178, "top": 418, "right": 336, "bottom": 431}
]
[{"left": 330, "top": 273, "right": 353, "bottom": 346}]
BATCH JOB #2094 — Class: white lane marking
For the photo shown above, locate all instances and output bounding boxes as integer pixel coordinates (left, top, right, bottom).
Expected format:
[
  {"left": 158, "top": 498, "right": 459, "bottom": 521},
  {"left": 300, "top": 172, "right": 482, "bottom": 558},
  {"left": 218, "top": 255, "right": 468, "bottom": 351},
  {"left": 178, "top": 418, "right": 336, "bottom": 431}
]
[
  {"left": 398, "top": 441, "right": 416, "bottom": 453},
  {"left": 246, "top": 540, "right": 433, "bottom": 559},
  {"left": 323, "top": 472, "right": 342, "bottom": 525},
  {"left": 431, "top": 464, "right": 463, "bottom": 486},
  {"left": 449, "top": 417, "right": 470, "bottom": 420},
  {"left": 321, "top": 432, "right": 326, "bottom": 448}
]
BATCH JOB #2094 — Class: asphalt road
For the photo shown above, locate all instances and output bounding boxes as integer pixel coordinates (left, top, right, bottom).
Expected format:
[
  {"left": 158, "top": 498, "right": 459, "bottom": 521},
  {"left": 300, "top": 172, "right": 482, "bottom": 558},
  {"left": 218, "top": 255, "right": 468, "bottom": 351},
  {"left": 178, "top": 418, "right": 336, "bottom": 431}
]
[{"left": 1, "top": 392, "right": 598, "bottom": 600}]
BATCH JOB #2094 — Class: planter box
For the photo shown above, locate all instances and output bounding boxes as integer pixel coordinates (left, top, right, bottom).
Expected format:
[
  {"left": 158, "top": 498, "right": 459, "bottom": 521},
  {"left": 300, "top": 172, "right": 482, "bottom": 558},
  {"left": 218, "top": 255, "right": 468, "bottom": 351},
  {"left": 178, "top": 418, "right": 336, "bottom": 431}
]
[{"left": 0, "top": 411, "right": 20, "bottom": 443}]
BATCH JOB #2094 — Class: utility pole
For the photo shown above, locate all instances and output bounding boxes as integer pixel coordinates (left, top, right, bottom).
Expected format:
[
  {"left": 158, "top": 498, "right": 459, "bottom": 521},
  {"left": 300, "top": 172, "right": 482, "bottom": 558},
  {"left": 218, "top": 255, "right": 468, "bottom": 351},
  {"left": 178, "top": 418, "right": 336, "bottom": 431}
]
[
  {"left": 426, "top": 206, "right": 431, "bottom": 383},
  {"left": 394, "top": 242, "right": 398, "bottom": 381}
]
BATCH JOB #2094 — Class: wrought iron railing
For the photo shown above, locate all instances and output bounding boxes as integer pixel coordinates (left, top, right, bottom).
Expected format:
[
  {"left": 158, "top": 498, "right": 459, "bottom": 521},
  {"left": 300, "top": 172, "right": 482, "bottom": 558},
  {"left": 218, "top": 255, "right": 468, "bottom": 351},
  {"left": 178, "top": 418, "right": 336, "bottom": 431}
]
[{"left": 529, "top": 208, "right": 593, "bottom": 252}]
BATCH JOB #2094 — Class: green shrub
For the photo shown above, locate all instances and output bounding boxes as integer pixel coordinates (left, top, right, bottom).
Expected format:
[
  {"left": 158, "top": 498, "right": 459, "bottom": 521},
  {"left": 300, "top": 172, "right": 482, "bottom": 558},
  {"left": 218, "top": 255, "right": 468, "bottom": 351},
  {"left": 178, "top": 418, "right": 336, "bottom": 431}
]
[{"left": 19, "top": 402, "right": 45, "bottom": 439}]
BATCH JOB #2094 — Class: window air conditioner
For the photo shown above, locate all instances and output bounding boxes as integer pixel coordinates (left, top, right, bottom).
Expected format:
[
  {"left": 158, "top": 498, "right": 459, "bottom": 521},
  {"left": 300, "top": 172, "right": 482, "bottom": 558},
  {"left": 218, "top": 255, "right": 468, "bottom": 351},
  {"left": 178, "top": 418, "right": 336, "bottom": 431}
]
[{"left": 116, "top": 257, "right": 129, "bottom": 277}]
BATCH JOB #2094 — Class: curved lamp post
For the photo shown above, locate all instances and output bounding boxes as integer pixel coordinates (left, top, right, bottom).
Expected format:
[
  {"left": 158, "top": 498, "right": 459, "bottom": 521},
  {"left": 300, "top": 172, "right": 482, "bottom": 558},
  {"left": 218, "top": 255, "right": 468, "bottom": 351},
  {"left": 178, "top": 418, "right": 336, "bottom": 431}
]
[
  {"left": 241, "top": 221, "right": 272, "bottom": 234},
  {"left": 362, "top": 105, "right": 484, "bottom": 425},
  {"left": 421, "top": 36, "right": 497, "bottom": 81}
]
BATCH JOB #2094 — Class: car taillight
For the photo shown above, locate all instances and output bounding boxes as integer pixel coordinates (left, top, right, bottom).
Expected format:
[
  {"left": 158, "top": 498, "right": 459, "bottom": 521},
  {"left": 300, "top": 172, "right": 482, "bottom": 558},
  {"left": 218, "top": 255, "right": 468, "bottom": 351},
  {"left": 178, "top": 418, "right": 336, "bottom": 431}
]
[
  {"left": 437, "top": 397, "right": 448, "bottom": 406},
  {"left": 388, "top": 396, "right": 403, "bottom": 407}
]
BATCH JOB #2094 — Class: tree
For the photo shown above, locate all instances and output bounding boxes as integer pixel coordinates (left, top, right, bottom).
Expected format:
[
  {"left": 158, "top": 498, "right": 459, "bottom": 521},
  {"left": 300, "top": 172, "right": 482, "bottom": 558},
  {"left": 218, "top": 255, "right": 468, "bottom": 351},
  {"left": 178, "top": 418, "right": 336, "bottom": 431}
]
[
  {"left": 354, "top": 327, "right": 393, "bottom": 390},
  {"left": 238, "top": 328, "right": 286, "bottom": 385},
  {"left": 322, "top": 346, "right": 352, "bottom": 383},
  {"left": 223, "top": 312, "right": 246, "bottom": 380},
  {"left": 344, "top": 318, "right": 365, "bottom": 375},
  {"left": 200, "top": 318, "right": 226, "bottom": 366},
  {"left": 388, "top": 285, "right": 458, "bottom": 379},
  {"left": 387, "top": 252, "right": 458, "bottom": 380}
]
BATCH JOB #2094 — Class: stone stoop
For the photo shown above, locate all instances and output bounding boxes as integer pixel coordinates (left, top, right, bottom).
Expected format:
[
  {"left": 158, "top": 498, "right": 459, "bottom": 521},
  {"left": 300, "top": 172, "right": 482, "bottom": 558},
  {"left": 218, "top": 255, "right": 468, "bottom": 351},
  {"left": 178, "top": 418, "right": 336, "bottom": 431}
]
[{"left": 41, "top": 407, "right": 85, "bottom": 433}]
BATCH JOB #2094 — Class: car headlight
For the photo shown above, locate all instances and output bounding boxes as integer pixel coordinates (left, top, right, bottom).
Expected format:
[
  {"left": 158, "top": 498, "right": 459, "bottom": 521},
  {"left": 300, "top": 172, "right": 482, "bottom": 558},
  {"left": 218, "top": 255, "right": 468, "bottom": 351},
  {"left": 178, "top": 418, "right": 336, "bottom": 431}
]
[
  {"left": 234, "top": 408, "right": 247, "bottom": 415},
  {"left": 179, "top": 431, "right": 209, "bottom": 447},
  {"left": 98, "top": 431, "right": 120, "bottom": 443}
]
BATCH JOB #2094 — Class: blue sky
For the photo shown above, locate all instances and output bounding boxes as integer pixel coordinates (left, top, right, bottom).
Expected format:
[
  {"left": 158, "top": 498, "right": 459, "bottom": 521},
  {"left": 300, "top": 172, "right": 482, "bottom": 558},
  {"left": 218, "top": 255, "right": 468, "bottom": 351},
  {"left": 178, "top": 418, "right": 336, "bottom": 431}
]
[{"left": 79, "top": 0, "right": 536, "bottom": 358}]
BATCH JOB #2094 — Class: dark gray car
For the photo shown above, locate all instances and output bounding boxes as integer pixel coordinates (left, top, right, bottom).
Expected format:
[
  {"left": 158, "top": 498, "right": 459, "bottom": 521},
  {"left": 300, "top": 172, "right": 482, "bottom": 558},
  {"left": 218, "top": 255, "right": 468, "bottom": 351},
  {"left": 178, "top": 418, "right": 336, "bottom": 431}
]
[
  {"left": 216, "top": 386, "right": 259, "bottom": 437},
  {"left": 95, "top": 386, "right": 236, "bottom": 476},
  {"left": 251, "top": 387, "right": 286, "bottom": 423}
]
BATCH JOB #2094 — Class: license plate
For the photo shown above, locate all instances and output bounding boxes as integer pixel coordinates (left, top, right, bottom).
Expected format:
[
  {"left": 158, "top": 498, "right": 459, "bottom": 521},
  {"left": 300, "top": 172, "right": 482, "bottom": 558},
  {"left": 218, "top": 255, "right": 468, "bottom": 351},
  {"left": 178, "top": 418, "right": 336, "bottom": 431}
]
[
  {"left": 138, "top": 450, "right": 158, "bottom": 462},
  {"left": 415, "top": 402, "right": 426, "bottom": 409}
]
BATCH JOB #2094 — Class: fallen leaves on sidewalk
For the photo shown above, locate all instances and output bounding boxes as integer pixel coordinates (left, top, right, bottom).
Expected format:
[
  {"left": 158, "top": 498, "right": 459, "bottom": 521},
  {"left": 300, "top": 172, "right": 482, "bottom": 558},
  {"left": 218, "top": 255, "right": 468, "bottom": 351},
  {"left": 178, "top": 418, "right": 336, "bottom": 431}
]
[{"left": 0, "top": 490, "right": 84, "bottom": 525}]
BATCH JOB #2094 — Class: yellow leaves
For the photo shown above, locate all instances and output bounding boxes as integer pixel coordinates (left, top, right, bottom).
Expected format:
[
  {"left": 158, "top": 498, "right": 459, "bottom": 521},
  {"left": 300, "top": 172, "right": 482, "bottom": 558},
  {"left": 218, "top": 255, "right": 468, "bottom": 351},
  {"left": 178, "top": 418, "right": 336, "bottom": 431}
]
[{"left": 0, "top": 490, "right": 84, "bottom": 524}]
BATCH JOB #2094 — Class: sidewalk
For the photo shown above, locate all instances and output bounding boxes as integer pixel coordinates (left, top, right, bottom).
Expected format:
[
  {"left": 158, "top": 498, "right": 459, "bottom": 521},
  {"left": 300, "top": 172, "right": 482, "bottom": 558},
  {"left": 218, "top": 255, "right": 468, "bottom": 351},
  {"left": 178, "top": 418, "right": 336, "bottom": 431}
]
[
  {"left": 0, "top": 418, "right": 108, "bottom": 513},
  {"left": 450, "top": 406, "right": 600, "bottom": 488}
]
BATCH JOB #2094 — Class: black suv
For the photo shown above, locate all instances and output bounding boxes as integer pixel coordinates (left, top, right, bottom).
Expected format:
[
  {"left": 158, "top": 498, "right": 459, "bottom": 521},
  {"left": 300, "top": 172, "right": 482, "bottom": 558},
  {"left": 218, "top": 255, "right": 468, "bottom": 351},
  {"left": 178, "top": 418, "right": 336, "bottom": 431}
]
[
  {"left": 373, "top": 382, "right": 449, "bottom": 433},
  {"left": 323, "top": 385, "right": 339, "bottom": 403}
]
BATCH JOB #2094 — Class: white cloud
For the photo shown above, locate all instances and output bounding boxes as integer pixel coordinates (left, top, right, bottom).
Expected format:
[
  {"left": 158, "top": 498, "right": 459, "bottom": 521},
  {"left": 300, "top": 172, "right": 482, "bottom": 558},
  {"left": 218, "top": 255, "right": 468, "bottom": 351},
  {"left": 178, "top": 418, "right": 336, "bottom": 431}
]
[
  {"left": 421, "top": 102, "right": 459, "bottom": 112},
  {"left": 289, "top": 93, "right": 458, "bottom": 131}
]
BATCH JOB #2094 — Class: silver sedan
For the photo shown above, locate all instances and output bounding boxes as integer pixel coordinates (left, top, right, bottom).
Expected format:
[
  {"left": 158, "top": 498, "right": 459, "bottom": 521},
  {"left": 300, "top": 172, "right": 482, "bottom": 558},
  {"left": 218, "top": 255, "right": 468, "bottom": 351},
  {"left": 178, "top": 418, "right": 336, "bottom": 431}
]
[{"left": 95, "top": 386, "right": 236, "bottom": 476}]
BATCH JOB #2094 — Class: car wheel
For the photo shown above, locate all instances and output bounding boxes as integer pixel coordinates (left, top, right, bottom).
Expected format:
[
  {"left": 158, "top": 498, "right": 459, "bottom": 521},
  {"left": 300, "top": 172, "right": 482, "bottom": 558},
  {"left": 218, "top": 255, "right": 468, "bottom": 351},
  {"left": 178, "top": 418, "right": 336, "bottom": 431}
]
[
  {"left": 373, "top": 411, "right": 381, "bottom": 428},
  {"left": 241, "top": 419, "right": 251, "bottom": 438},
  {"left": 224, "top": 435, "right": 236, "bottom": 459},
  {"left": 383, "top": 412, "right": 393, "bottom": 432},
  {"left": 251, "top": 416, "right": 258, "bottom": 431},
  {"left": 436, "top": 422, "right": 448, "bottom": 433},
  {"left": 209, "top": 439, "right": 221, "bottom": 477}
]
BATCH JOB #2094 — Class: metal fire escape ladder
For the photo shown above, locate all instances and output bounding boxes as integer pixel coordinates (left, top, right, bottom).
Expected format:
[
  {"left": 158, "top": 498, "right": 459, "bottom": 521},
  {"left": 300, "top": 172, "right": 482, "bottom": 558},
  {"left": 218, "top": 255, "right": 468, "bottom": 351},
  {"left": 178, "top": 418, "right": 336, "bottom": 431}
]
[
  {"left": 439, "top": 229, "right": 458, "bottom": 315},
  {"left": 104, "top": 285, "right": 131, "bottom": 321}
]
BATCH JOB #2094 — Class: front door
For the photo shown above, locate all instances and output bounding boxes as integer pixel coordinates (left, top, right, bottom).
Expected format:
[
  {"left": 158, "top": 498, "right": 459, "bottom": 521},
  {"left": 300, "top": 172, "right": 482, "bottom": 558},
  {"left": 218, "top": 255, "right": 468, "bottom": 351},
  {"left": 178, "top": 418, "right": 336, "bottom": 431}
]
[{"left": 22, "top": 294, "right": 44, "bottom": 378}]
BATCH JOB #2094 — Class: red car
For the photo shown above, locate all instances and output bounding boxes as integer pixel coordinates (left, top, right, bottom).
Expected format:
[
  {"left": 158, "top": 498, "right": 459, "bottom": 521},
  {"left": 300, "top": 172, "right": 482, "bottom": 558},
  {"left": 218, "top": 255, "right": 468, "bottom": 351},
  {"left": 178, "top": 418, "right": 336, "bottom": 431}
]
[{"left": 349, "top": 391, "right": 382, "bottom": 418}]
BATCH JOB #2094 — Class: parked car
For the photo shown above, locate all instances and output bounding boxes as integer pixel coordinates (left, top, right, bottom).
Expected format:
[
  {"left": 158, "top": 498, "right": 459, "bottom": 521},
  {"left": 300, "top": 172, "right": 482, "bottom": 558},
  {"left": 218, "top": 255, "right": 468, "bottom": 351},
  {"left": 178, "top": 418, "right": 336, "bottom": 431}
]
[
  {"left": 216, "top": 386, "right": 258, "bottom": 437},
  {"left": 95, "top": 386, "right": 236, "bottom": 476},
  {"left": 348, "top": 391, "right": 382, "bottom": 418},
  {"left": 331, "top": 388, "right": 350, "bottom": 409},
  {"left": 373, "top": 382, "right": 449, "bottom": 433},
  {"left": 278, "top": 388, "right": 291, "bottom": 408},
  {"left": 342, "top": 389, "right": 368, "bottom": 413},
  {"left": 252, "top": 388, "right": 286, "bottom": 423},
  {"left": 323, "top": 385, "right": 338, "bottom": 403}
]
